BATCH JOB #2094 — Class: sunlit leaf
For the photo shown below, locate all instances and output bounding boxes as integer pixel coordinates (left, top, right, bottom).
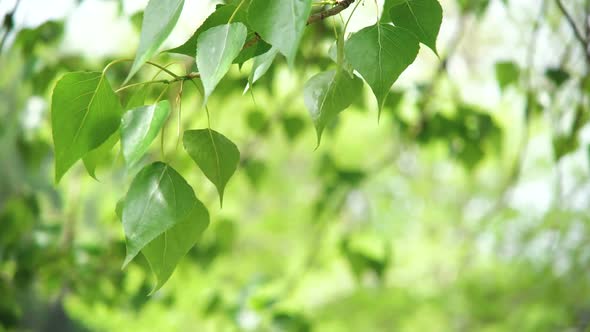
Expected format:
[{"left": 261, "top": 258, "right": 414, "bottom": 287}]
[
  {"left": 247, "top": 0, "right": 312, "bottom": 65},
  {"left": 52, "top": 72, "right": 123, "bottom": 182},
  {"left": 197, "top": 23, "right": 248, "bottom": 104},
  {"left": 126, "top": 0, "right": 185, "bottom": 82},
  {"left": 121, "top": 101, "right": 171, "bottom": 167}
]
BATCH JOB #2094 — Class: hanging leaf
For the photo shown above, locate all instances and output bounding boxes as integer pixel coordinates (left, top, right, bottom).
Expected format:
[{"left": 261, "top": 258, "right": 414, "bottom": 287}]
[
  {"left": 52, "top": 72, "right": 123, "bottom": 182},
  {"left": 495, "top": 61, "right": 520, "bottom": 91},
  {"left": 197, "top": 23, "right": 248, "bottom": 104},
  {"left": 142, "top": 199, "right": 209, "bottom": 292},
  {"left": 345, "top": 24, "right": 419, "bottom": 113},
  {"left": 167, "top": 4, "right": 246, "bottom": 57},
  {"left": 83, "top": 132, "right": 120, "bottom": 179},
  {"left": 122, "top": 162, "right": 209, "bottom": 292},
  {"left": 245, "top": 47, "right": 279, "bottom": 93},
  {"left": 247, "top": 0, "right": 312, "bottom": 65},
  {"left": 183, "top": 129, "right": 240, "bottom": 206},
  {"left": 121, "top": 101, "right": 171, "bottom": 167},
  {"left": 303, "top": 70, "right": 363, "bottom": 146},
  {"left": 388, "top": 0, "right": 442, "bottom": 55},
  {"left": 126, "top": 0, "right": 185, "bottom": 82}
]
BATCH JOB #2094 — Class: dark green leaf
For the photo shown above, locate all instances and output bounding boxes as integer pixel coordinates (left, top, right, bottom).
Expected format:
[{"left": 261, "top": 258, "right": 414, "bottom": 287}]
[
  {"left": 121, "top": 101, "right": 171, "bottom": 167},
  {"left": 122, "top": 162, "right": 209, "bottom": 292},
  {"left": 388, "top": 0, "right": 442, "bottom": 54},
  {"left": 345, "top": 24, "right": 419, "bottom": 112},
  {"left": 183, "top": 129, "right": 240, "bottom": 206},
  {"left": 281, "top": 114, "right": 306, "bottom": 142},
  {"left": 52, "top": 72, "right": 123, "bottom": 182},
  {"left": 126, "top": 0, "right": 185, "bottom": 82},
  {"left": 247, "top": 0, "right": 312, "bottom": 65},
  {"left": 197, "top": 23, "right": 248, "bottom": 104},
  {"left": 545, "top": 68, "right": 570, "bottom": 87},
  {"left": 303, "top": 70, "right": 363, "bottom": 146}
]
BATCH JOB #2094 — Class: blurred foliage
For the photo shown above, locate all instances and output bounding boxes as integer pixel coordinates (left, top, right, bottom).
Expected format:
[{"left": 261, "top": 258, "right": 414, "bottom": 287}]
[{"left": 2, "top": 0, "right": 590, "bottom": 331}]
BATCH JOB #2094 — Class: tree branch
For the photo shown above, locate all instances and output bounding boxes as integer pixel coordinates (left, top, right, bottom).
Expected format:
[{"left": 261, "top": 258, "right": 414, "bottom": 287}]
[
  {"left": 307, "top": 0, "right": 355, "bottom": 25},
  {"left": 555, "top": 0, "right": 587, "bottom": 58}
]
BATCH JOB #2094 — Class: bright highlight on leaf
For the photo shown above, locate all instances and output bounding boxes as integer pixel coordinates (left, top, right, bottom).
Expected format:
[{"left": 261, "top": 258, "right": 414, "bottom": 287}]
[
  {"left": 121, "top": 101, "right": 171, "bottom": 167},
  {"left": 387, "top": 0, "right": 442, "bottom": 55},
  {"left": 183, "top": 129, "right": 240, "bottom": 207},
  {"left": 126, "top": 0, "right": 185, "bottom": 83},
  {"left": 197, "top": 22, "right": 248, "bottom": 104},
  {"left": 248, "top": 0, "right": 312, "bottom": 65},
  {"left": 121, "top": 162, "right": 209, "bottom": 292},
  {"left": 52, "top": 72, "right": 122, "bottom": 183},
  {"left": 304, "top": 70, "right": 363, "bottom": 146},
  {"left": 345, "top": 24, "right": 419, "bottom": 114}
]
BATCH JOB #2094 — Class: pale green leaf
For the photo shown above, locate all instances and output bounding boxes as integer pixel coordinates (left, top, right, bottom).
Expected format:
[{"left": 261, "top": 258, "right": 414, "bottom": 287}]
[
  {"left": 244, "top": 47, "right": 279, "bottom": 93},
  {"left": 303, "top": 70, "right": 363, "bottom": 146},
  {"left": 183, "top": 129, "right": 240, "bottom": 206},
  {"left": 121, "top": 101, "right": 171, "bottom": 167},
  {"left": 197, "top": 23, "right": 248, "bottom": 104},
  {"left": 52, "top": 72, "right": 123, "bottom": 182},
  {"left": 247, "top": 0, "right": 312, "bottom": 65},
  {"left": 126, "top": 0, "right": 185, "bottom": 82},
  {"left": 344, "top": 24, "right": 419, "bottom": 113}
]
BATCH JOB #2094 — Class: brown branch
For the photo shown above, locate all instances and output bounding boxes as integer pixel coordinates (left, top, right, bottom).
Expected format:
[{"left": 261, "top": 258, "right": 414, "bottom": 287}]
[
  {"left": 241, "top": 0, "right": 355, "bottom": 52},
  {"left": 555, "top": 0, "right": 587, "bottom": 59},
  {"left": 307, "top": 0, "right": 355, "bottom": 25}
]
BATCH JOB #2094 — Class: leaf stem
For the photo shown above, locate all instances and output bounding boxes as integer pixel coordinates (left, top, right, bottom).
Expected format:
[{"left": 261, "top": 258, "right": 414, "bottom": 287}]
[{"left": 228, "top": 0, "right": 247, "bottom": 23}]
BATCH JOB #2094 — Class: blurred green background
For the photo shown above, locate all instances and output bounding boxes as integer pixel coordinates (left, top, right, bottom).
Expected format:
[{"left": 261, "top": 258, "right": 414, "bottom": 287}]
[{"left": 2, "top": 0, "right": 590, "bottom": 331}]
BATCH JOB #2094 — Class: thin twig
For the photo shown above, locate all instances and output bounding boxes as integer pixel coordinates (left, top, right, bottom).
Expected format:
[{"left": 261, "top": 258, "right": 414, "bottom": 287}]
[
  {"left": 307, "top": 0, "right": 355, "bottom": 25},
  {"left": 555, "top": 0, "right": 587, "bottom": 59}
]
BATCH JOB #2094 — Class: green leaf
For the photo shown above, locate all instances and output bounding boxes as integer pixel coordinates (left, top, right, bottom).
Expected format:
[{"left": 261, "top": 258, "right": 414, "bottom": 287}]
[
  {"left": 247, "top": 0, "right": 312, "bottom": 65},
  {"left": 142, "top": 198, "right": 209, "bottom": 292},
  {"left": 122, "top": 162, "right": 209, "bottom": 292},
  {"left": 303, "top": 70, "right": 363, "bottom": 146},
  {"left": 545, "top": 67, "right": 570, "bottom": 87},
  {"left": 388, "top": 0, "right": 442, "bottom": 54},
  {"left": 121, "top": 101, "right": 171, "bottom": 167},
  {"left": 52, "top": 72, "right": 123, "bottom": 182},
  {"left": 183, "top": 129, "right": 240, "bottom": 206},
  {"left": 197, "top": 23, "right": 248, "bottom": 104},
  {"left": 83, "top": 132, "right": 119, "bottom": 179},
  {"left": 167, "top": 4, "right": 246, "bottom": 57},
  {"left": 245, "top": 47, "right": 279, "bottom": 93},
  {"left": 495, "top": 61, "right": 520, "bottom": 91},
  {"left": 126, "top": 0, "right": 185, "bottom": 83},
  {"left": 345, "top": 24, "right": 419, "bottom": 112}
]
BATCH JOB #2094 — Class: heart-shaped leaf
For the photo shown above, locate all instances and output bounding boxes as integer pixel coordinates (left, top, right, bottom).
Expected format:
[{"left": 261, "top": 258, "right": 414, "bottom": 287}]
[
  {"left": 126, "top": 0, "right": 185, "bottom": 82},
  {"left": 52, "top": 72, "right": 123, "bottom": 182},
  {"left": 121, "top": 100, "right": 171, "bottom": 167},
  {"left": 247, "top": 0, "right": 312, "bottom": 65},
  {"left": 141, "top": 195, "right": 209, "bottom": 293},
  {"left": 122, "top": 162, "right": 209, "bottom": 279},
  {"left": 388, "top": 0, "right": 442, "bottom": 55},
  {"left": 303, "top": 70, "right": 363, "bottom": 146},
  {"left": 183, "top": 129, "right": 240, "bottom": 206},
  {"left": 197, "top": 23, "right": 248, "bottom": 104},
  {"left": 83, "top": 132, "right": 119, "bottom": 179},
  {"left": 167, "top": 4, "right": 246, "bottom": 57},
  {"left": 345, "top": 24, "right": 419, "bottom": 113}
]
